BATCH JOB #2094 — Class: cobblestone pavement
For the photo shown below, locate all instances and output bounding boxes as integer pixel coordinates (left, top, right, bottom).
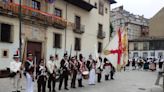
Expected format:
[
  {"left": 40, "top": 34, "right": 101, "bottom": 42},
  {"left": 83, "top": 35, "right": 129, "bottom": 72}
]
[{"left": 0, "top": 70, "right": 163, "bottom": 92}]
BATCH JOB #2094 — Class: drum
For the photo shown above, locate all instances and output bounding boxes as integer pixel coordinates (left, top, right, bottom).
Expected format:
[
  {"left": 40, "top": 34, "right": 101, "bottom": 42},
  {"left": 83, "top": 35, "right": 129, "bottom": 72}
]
[{"left": 82, "top": 71, "right": 89, "bottom": 79}]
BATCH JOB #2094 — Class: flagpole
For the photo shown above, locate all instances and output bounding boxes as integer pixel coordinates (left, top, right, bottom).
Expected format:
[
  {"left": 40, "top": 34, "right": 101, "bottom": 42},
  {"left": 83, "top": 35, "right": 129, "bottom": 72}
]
[
  {"left": 17, "top": 0, "right": 22, "bottom": 91},
  {"left": 19, "top": 0, "right": 22, "bottom": 62}
]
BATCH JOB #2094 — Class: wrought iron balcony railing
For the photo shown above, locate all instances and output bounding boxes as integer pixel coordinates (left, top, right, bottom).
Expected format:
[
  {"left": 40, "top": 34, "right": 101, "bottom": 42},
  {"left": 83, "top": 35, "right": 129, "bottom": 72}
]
[
  {"left": 73, "top": 24, "right": 85, "bottom": 34},
  {"left": 97, "top": 30, "right": 106, "bottom": 39},
  {"left": 0, "top": 2, "right": 67, "bottom": 29}
]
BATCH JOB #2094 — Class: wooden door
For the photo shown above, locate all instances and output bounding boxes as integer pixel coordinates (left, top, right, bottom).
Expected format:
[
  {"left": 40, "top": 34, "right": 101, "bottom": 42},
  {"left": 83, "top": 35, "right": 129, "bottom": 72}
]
[{"left": 27, "top": 41, "right": 42, "bottom": 66}]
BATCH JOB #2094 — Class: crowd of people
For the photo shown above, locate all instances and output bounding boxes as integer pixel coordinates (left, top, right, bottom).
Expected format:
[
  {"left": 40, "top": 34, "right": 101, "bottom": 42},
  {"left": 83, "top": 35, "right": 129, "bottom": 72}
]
[
  {"left": 124, "top": 56, "right": 164, "bottom": 71},
  {"left": 9, "top": 52, "right": 116, "bottom": 92}
]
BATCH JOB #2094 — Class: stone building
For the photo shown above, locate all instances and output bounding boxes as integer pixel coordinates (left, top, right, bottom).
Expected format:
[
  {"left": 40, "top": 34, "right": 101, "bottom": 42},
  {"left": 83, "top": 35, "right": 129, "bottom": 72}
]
[
  {"left": 0, "top": 0, "right": 116, "bottom": 71},
  {"left": 129, "top": 7, "right": 164, "bottom": 59},
  {"left": 110, "top": 6, "right": 149, "bottom": 40}
]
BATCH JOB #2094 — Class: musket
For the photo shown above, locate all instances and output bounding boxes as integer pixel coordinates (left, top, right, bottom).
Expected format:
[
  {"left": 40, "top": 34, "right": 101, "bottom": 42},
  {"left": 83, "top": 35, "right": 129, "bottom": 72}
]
[
  {"left": 69, "top": 45, "right": 72, "bottom": 61},
  {"left": 33, "top": 56, "right": 37, "bottom": 82}
]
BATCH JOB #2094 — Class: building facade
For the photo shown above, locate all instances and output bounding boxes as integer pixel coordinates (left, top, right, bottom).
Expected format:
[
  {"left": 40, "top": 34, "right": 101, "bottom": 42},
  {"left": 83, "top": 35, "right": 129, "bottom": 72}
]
[
  {"left": 0, "top": 0, "right": 116, "bottom": 70},
  {"left": 129, "top": 38, "right": 164, "bottom": 59},
  {"left": 110, "top": 6, "right": 149, "bottom": 40},
  {"left": 149, "top": 7, "right": 164, "bottom": 37},
  {"left": 129, "top": 7, "right": 164, "bottom": 59}
]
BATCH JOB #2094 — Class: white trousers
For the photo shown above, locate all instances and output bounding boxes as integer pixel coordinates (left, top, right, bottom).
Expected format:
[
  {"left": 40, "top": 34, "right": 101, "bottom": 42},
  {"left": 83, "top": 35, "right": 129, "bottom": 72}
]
[
  {"left": 26, "top": 73, "right": 34, "bottom": 92},
  {"left": 11, "top": 73, "right": 21, "bottom": 91},
  {"left": 88, "top": 69, "right": 96, "bottom": 84}
]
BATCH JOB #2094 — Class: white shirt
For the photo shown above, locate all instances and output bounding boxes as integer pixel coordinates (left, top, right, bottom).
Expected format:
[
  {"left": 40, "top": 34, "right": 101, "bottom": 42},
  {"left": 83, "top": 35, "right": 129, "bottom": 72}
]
[
  {"left": 104, "top": 64, "right": 111, "bottom": 75},
  {"left": 54, "top": 60, "right": 60, "bottom": 70},
  {"left": 160, "top": 59, "right": 164, "bottom": 62},
  {"left": 46, "top": 60, "right": 56, "bottom": 74},
  {"left": 10, "top": 60, "right": 21, "bottom": 73}
]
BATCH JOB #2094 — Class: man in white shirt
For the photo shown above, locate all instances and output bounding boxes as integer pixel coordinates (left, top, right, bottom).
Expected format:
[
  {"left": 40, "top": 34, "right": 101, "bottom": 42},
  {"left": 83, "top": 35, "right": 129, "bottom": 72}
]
[
  {"left": 10, "top": 54, "right": 22, "bottom": 92},
  {"left": 25, "top": 53, "right": 34, "bottom": 92},
  {"left": 47, "top": 55, "right": 57, "bottom": 92}
]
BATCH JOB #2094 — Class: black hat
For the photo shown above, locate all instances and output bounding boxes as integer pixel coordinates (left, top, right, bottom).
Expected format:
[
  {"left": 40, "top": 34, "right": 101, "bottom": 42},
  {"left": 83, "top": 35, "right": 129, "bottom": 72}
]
[
  {"left": 27, "top": 52, "right": 33, "bottom": 57},
  {"left": 71, "top": 56, "right": 75, "bottom": 59},
  {"left": 64, "top": 53, "right": 68, "bottom": 57},
  {"left": 13, "top": 54, "right": 19, "bottom": 58},
  {"left": 50, "top": 55, "right": 54, "bottom": 59}
]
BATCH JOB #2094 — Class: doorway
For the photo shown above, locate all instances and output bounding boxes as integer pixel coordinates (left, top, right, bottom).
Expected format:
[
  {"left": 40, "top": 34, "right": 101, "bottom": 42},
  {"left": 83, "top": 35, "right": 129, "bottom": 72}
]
[{"left": 27, "top": 41, "right": 42, "bottom": 66}]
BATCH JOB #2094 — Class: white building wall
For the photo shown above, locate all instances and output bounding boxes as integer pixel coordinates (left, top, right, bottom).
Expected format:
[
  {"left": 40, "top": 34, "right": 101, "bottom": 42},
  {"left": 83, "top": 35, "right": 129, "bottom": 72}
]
[
  {"left": 46, "top": 0, "right": 110, "bottom": 60},
  {"left": 0, "top": 0, "right": 111, "bottom": 69},
  {"left": 0, "top": 16, "right": 19, "bottom": 70}
]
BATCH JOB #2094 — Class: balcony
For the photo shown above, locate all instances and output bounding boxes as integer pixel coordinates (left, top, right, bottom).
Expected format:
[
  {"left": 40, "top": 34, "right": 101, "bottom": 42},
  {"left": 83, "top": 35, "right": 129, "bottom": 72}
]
[
  {"left": 73, "top": 24, "right": 85, "bottom": 34},
  {"left": 0, "top": 2, "right": 67, "bottom": 29},
  {"left": 109, "top": 0, "right": 117, "bottom": 4},
  {"left": 141, "top": 26, "right": 149, "bottom": 36},
  {"left": 64, "top": 0, "right": 95, "bottom": 11},
  {"left": 97, "top": 31, "right": 106, "bottom": 39}
]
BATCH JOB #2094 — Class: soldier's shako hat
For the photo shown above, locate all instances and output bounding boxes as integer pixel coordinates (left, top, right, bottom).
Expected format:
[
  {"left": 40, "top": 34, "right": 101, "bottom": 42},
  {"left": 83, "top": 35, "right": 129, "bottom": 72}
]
[
  {"left": 27, "top": 52, "right": 33, "bottom": 57},
  {"left": 13, "top": 54, "right": 19, "bottom": 58},
  {"left": 64, "top": 53, "right": 68, "bottom": 57}
]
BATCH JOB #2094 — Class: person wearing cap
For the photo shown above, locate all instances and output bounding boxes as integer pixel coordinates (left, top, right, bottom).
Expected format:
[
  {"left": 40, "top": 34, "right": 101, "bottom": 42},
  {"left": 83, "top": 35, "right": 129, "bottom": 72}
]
[
  {"left": 37, "top": 59, "right": 47, "bottom": 92},
  {"left": 10, "top": 54, "right": 22, "bottom": 92},
  {"left": 77, "top": 54, "right": 85, "bottom": 87},
  {"left": 59, "top": 53, "right": 69, "bottom": 90},
  {"left": 103, "top": 58, "right": 112, "bottom": 80},
  {"left": 88, "top": 54, "right": 96, "bottom": 85},
  {"left": 46, "top": 55, "right": 57, "bottom": 92},
  {"left": 96, "top": 56, "right": 103, "bottom": 83},
  {"left": 24, "top": 53, "right": 34, "bottom": 92},
  {"left": 70, "top": 56, "right": 78, "bottom": 88}
]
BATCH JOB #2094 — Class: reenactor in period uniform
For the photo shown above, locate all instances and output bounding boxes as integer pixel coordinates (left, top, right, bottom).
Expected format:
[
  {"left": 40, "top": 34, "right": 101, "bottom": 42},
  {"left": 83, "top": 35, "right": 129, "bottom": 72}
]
[
  {"left": 59, "top": 53, "right": 69, "bottom": 90},
  {"left": 46, "top": 56, "right": 57, "bottom": 92},
  {"left": 96, "top": 56, "right": 103, "bottom": 83},
  {"left": 24, "top": 53, "right": 35, "bottom": 92},
  {"left": 9, "top": 54, "right": 22, "bottom": 92},
  {"left": 77, "top": 54, "right": 85, "bottom": 87},
  {"left": 70, "top": 56, "right": 78, "bottom": 88},
  {"left": 87, "top": 55, "right": 96, "bottom": 85},
  {"left": 37, "top": 60, "right": 47, "bottom": 92},
  {"left": 103, "top": 58, "right": 112, "bottom": 80}
]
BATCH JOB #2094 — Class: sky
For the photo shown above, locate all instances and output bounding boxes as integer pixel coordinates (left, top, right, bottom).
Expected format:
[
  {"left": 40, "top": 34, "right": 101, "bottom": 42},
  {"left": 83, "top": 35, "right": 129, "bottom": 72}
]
[{"left": 111, "top": 0, "right": 164, "bottom": 19}]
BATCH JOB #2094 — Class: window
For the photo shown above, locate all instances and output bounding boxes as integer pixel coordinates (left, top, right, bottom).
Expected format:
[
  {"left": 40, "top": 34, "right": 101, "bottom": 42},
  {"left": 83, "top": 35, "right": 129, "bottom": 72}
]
[
  {"left": 158, "top": 52, "right": 163, "bottom": 58},
  {"left": 32, "top": 0, "right": 40, "bottom": 10},
  {"left": 0, "top": 23, "right": 13, "bottom": 43},
  {"left": 74, "top": 37, "right": 81, "bottom": 51},
  {"left": 143, "top": 42, "right": 148, "bottom": 50},
  {"left": 149, "top": 41, "right": 155, "bottom": 50},
  {"left": 98, "top": 42, "right": 102, "bottom": 53},
  {"left": 53, "top": 33, "right": 61, "bottom": 48},
  {"left": 54, "top": 8, "right": 62, "bottom": 17},
  {"left": 3, "top": 0, "right": 13, "bottom": 3},
  {"left": 75, "top": 15, "right": 81, "bottom": 30},
  {"left": 143, "top": 52, "right": 148, "bottom": 59},
  {"left": 134, "top": 43, "right": 138, "bottom": 50},
  {"left": 98, "top": 24, "right": 103, "bottom": 31},
  {"left": 150, "top": 52, "right": 155, "bottom": 57},
  {"left": 133, "top": 52, "right": 138, "bottom": 58},
  {"left": 99, "top": 0, "right": 104, "bottom": 15},
  {"left": 98, "top": 24, "right": 103, "bottom": 36},
  {"left": 1, "top": 49, "right": 9, "bottom": 58},
  {"left": 105, "top": 8, "right": 108, "bottom": 14}
]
